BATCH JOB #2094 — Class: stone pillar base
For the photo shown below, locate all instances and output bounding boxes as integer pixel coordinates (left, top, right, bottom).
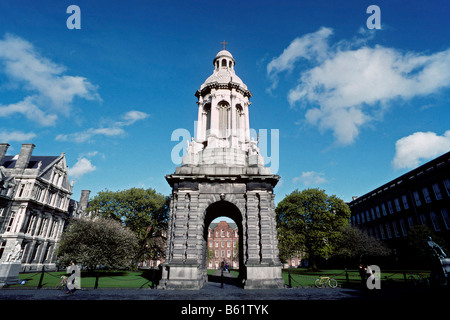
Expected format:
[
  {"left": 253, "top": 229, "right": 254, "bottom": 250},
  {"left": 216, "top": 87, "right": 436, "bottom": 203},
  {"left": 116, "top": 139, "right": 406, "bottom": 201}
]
[
  {"left": 0, "top": 262, "right": 22, "bottom": 286},
  {"left": 244, "top": 265, "right": 285, "bottom": 289},
  {"left": 158, "top": 264, "right": 205, "bottom": 290}
]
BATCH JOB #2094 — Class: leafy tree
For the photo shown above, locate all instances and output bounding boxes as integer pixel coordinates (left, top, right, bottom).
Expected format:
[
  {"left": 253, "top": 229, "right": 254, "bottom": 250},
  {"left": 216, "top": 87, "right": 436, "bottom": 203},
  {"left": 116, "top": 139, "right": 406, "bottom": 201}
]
[
  {"left": 87, "top": 188, "right": 169, "bottom": 262},
  {"left": 56, "top": 217, "right": 138, "bottom": 271},
  {"left": 334, "top": 225, "right": 391, "bottom": 264},
  {"left": 275, "top": 188, "right": 351, "bottom": 270}
]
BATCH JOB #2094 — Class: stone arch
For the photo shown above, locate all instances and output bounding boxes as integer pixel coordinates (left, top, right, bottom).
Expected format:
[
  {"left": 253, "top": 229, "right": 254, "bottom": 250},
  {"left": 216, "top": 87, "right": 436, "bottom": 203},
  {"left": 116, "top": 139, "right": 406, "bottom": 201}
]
[{"left": 201, "top": 199, "right": 246, "bottom": 286}]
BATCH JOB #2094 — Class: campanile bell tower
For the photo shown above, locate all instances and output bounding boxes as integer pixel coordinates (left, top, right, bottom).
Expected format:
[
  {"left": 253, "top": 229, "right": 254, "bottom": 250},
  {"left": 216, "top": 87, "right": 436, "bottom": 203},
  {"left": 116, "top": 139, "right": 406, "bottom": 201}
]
[{"left": 160, "top": 46, "right": 284, "bottom": 290}]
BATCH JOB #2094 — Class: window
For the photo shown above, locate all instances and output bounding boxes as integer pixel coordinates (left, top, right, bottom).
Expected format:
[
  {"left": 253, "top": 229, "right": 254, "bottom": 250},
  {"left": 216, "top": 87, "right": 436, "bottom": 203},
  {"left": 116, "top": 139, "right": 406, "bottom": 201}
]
[
  {"left": 0, "top": 240, "right": 6, "bottom": 259},
  {"left": 366, "top": 210, "right": 370, "bottom": 221},
  {"left": 407, "top": 216, "right": 414, "bottom": 229},
  {"left": 221, "top": 230, "right": 225, "bottom": 237},
  {"left": 432, "top": 183, "right": 442, "bottom": 200},
  {"left": 17, "top": 184, "right": 25, "bottom": 198},
  {"left": 444, "top": 179, "right": 450, "bottom": 196},
  {"left": 413, "top": 191, "right": 422, "bottom": 206},
  {"left": 420, "top": 214, "right": 427, "bottom": 226},
  {"left": 218, "top": 101, "right": 231, "bottom": 138},
  {"left": 430, "top": 212, "right": 441, "bottom": 231},
  {"left": 370, "top": 209, "right": 375, "bottom": 220},
  {"left": 422, "top": 188, "right": 431, "bottom": 203},
  {"left": 215, "top": 242, "right": 218, "bottom": 248},
  {"left": 6, "top": 212, "right": 15, "bottom": 232},
  {"left": 441, "top": 209, "right": 450, "bottom": 230},
  {"left": 399, "top": 219, "right": 407, "bottom": 236},
  {"left": 221, "top": 59, "right": 227, "bottom": 67},
  {"left": 394, "top": 198, "right": 401, "bottom": 211},
  {"left": 375, "top": 206, "right": 381, "bottom": 218},
  {"left": 385, "top": 223, "right": 392, "bottom": 238},
  {"left": 381, "top": 203, "right": 387, "bottom": 216},
  {"left": 387, "top": 201, "right": 394, "bottom": 214},
  {"left": 379, "top": 225, "right": 385, "bottom": 239},
  {"left": 402, "top": 195, "right": 409, "bottom": 209},
  {"left": 392, "top": 221, "right": 400, "bottom": 237}
]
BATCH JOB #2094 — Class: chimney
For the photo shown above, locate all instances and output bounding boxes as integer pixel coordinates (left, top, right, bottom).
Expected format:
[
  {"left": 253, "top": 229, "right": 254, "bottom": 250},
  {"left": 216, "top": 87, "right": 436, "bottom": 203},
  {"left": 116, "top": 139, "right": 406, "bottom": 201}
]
[
  {"left": 0, "top": 143, "right": 10, "bottom": 164},
  {"left": 15, "top": 143, "right": 35, "bottom": 169},
  {"left": 79, "top": 190, "right": 91, "bottom": 211}
]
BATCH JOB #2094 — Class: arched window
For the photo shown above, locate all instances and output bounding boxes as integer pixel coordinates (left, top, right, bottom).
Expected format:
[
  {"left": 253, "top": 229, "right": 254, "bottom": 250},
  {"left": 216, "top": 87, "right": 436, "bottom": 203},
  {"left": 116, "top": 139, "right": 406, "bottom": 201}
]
[
  {"left": 229, "top": 61, "right": 232, "bottom": 68},
  {"left": 235, "top": 104, "right": 243, "bottom": 130},
  {"left": 203, "top": 103, "right": 211, "bottom": 133},
  {"left": 218, "top": 101, "right": 230, "bottom": 137},
  {"left": 222, "top": 59, "right": 227, "bottom": 67}
]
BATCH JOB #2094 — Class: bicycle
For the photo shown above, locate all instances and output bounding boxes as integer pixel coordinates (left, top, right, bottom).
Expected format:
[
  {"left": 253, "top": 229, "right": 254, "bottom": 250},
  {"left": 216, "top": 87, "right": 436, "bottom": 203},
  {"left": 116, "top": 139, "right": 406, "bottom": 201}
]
[
  {"left": 55, "top": 275, "right": 67, "bottom": 290},
  {"left": 315, "top": 276, "right": 338, "bottom": 288}
]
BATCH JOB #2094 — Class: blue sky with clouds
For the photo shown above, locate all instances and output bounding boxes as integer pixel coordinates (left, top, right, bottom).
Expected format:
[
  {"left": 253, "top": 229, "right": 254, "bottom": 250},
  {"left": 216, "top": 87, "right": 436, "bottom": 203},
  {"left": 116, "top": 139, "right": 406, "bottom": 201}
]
[{"left": 0, "top": 0, "right": 449, "bottom": 206}]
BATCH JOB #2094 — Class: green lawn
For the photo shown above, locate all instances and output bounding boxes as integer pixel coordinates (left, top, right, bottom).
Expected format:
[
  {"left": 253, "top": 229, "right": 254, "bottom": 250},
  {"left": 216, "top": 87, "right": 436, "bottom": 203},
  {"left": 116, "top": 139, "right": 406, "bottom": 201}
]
[
  {"left": 16, "top": 270, "right": 157, "bottom": 289},
  {"left": 11, "top": 268, "right": 430, "bottom": 289},
  {"left": 282, "top": 268, "right": 431, "bottom": 288}
]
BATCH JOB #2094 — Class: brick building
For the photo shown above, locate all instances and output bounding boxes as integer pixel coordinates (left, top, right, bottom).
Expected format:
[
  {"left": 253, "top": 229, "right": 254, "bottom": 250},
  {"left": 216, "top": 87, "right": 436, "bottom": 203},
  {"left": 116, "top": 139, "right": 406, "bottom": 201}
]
[{"left": 207, "top": 220, "right": 239, "bottom": 269}]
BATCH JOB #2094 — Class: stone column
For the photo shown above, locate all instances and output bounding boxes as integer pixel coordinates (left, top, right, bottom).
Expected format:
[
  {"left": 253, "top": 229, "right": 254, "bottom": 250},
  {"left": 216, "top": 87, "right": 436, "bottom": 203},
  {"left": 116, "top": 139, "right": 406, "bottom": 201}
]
[{"left": 245, "top": 192, "right": 261, "bottom": 264}]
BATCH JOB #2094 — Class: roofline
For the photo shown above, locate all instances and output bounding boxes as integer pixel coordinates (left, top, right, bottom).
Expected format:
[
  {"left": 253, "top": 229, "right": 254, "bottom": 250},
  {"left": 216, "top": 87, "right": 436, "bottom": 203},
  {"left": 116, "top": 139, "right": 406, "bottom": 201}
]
[{"left": 349, "top": 150, "right": 450, "bottom": 206}]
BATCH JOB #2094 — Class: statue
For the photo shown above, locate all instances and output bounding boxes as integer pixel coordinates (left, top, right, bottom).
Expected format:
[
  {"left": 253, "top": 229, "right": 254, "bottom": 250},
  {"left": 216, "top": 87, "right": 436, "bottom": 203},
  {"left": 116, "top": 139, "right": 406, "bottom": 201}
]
[
  {"left": 248, "top": 137, "right": 259, "bottom": 155},
  {"left": 186, "top": 137, "right": 204, "bottom": 154},
  {"left": 6, "top": 241, "right": 23, "bottom": 263},
  {"left": 427, "top": 236, "right": 447, "bottom": 259}
]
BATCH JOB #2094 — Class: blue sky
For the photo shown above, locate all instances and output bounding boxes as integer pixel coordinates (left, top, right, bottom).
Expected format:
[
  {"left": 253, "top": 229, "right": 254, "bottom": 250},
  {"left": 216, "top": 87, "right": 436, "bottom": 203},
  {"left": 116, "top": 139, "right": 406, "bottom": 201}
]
[{"left": 0, "top": 0, "right": 449, "bottom": 209}]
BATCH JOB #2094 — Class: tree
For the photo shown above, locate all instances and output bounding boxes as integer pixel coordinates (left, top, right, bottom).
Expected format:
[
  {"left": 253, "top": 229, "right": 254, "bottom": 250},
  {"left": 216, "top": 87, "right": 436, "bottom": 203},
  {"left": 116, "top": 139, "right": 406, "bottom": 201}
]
[
  {"left": 87, "top": 188, "right": 169, "bottom": 262},
  {"left": 334, "top": 225, "right": 391, "bottom": 264},
  {"left": 56, "top": 217, "right": 138, "bottom": 272},
  {"left": 275, "top": 188, "right": 351, "bottom": 270}
]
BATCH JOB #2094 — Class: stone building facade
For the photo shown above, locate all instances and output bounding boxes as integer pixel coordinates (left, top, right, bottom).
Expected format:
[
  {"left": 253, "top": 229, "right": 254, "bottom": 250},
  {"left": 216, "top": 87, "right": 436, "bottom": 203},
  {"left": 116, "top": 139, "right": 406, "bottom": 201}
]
[
  {"left": 0, "top": 143, "right": 73, "bottom": 271},
  {"left": 159, "top": 49, "right": 284, "bottom": 290},
  {"left": 348, "top": 151, "right": 450, "bottom": 263}
]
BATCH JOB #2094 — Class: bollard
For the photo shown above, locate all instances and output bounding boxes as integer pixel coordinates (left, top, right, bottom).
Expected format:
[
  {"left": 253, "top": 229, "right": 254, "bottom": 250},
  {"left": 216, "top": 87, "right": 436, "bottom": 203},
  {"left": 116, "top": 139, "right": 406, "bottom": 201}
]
[
  {"left": 288, "top": 269, "right": 292, "bottom": 288},
  {"left": 94, "top": 270, "right": 99, "bottom": 289},
  {"left": 37, "top": 265, "right": 45, "bottom": 289},
  {"left": 345, "top": 268, "right": 349, "bottom": 283}
]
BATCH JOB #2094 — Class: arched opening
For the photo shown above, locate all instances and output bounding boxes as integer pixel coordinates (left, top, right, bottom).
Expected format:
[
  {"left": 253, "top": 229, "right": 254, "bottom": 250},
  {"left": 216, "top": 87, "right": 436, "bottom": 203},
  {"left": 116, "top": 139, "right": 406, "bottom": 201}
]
[
  {"left": 221, "top": 59, "right": 227, "bottom": 67},
  {"left": 202, "top": 201, "right": 245, "bottom": 287},
  {"left": 217, "top": 101, "right": 230, "bottom": 138}
]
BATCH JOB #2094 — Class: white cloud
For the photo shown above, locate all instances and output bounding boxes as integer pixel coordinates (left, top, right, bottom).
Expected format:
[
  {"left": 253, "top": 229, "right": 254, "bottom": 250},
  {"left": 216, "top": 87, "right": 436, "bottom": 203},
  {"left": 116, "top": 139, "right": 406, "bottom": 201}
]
[
  {"left": 267, "top": 27, "right": 333, "bottom": 92},
  {"left": 293, "top": 171, "right": 327, "bottom": 186},
  {"left": 268, "top": 28, "right": 450, "bottom": 145},
  {"left": 55, "top": 110, "right": 149, "bottom": 143},
  {"left": 392, "top": 130, "right": 450, "bottom": 169},
  {"left": 68, "top": 157, "right": 96, "bottom": 179},
  {"left": 0, "top": 130, "right": 36, "bottom": 142},
  {"left": 0, "top": 33, "right": 100, "bottom": 126}
]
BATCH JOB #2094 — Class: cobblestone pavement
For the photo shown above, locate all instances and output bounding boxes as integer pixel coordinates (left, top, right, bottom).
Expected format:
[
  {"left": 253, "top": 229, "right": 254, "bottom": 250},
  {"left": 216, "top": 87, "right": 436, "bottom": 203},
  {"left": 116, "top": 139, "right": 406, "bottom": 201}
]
[
  {"left": 0, "top": 283, "right": 444, "bottom": 318},
  {"left": 0, "top": 281, "right": 441, "bottom": 301}
]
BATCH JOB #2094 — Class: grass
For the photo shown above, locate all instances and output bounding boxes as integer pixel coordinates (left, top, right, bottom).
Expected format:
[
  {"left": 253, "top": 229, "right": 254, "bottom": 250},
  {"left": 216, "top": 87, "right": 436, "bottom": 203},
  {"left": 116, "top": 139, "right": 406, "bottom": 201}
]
[
  {"left": 11, "top": 268, "right": 431, "bottom": 289},
  {"left": 15, "top": 270, "right": 157, "bottom": 289},
  {"left": 282, "top": 268, "right": 431, "bottom": 288}
]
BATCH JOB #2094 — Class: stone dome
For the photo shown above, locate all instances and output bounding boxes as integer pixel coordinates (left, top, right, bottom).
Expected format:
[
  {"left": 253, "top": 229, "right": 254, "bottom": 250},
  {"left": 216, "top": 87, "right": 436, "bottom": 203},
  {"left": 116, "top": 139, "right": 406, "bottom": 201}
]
[{"left": 199, "top": 50, "right": 247, "bottom": 91}]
